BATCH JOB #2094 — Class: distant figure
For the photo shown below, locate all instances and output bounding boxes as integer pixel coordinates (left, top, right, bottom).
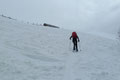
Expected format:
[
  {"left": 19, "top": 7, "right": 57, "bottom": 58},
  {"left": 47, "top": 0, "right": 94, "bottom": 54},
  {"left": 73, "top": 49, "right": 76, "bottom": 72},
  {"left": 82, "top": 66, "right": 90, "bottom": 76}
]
[{"left": 70, "top": 32, "right": 80, "bottom": 52}]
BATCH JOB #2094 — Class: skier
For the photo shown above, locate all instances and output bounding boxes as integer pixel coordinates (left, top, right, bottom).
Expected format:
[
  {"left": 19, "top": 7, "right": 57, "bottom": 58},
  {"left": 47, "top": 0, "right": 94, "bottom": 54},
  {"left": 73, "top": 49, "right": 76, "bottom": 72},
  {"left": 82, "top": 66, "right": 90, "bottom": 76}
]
[{"left": 70, "top": 32, "right": 80, "bottom": 52}]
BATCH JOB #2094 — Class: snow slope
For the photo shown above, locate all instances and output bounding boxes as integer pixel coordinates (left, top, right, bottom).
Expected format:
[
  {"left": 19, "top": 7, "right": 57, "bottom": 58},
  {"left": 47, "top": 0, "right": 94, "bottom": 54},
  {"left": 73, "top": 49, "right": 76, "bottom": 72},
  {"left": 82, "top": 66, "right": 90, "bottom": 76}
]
[{"left": 0, "top": 16, "right": 120, "bottom": 80}]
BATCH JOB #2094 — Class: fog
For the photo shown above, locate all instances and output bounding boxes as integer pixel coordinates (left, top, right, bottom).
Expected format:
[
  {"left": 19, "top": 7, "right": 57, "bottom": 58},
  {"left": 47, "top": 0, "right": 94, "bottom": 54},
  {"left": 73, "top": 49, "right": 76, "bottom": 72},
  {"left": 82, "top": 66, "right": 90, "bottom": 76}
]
[{"left": 0, "top": 0, "right": 120, "bottom": 36}]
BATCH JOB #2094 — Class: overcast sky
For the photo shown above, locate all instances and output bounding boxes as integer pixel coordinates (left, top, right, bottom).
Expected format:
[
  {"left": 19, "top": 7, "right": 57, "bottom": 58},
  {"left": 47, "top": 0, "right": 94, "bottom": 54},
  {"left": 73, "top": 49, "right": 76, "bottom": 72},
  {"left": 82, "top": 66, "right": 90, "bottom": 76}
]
[{"left": 0, "top": 0, "right": 120, "bottom": 35}]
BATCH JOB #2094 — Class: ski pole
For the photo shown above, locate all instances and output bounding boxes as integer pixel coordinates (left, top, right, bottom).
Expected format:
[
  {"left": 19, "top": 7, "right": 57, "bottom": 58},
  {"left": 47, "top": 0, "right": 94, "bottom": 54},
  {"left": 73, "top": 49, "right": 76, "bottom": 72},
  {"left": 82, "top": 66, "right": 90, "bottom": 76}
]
[
  {"left": 78, "top": 41, "right": 82, "bottom": 51},
  {"left": 69, "top": 40, "right": 72, "bottom": 50}
]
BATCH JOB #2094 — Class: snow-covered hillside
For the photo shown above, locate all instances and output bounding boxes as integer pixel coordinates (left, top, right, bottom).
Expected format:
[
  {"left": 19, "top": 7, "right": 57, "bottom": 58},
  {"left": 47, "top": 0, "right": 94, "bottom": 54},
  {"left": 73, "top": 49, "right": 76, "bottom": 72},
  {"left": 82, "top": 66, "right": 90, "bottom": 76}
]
[{"left": 0, "top": 15, "right": 120, "bottom": 80}]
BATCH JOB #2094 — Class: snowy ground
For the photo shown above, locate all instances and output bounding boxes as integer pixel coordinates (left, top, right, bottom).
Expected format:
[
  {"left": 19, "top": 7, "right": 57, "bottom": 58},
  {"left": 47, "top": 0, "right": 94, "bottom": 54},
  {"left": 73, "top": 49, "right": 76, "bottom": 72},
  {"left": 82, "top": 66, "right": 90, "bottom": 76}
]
[{"left": 0, "top": 16, "right": 120, "bottom": 80}]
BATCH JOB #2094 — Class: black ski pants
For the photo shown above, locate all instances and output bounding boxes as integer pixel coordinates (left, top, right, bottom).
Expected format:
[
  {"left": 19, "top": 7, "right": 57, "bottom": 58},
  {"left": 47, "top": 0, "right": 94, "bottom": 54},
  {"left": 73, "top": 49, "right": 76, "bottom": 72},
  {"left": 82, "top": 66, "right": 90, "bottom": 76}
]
[{"left": 72, "top": 38, "right": 78, "bottom": 51}]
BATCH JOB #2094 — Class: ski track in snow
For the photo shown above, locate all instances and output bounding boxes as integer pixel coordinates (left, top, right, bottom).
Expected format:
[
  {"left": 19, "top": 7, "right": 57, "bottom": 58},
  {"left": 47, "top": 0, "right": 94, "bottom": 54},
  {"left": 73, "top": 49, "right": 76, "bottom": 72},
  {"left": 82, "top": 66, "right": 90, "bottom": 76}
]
[{"left": 64, "top": 52, "right": 82, "bottom": 80}]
